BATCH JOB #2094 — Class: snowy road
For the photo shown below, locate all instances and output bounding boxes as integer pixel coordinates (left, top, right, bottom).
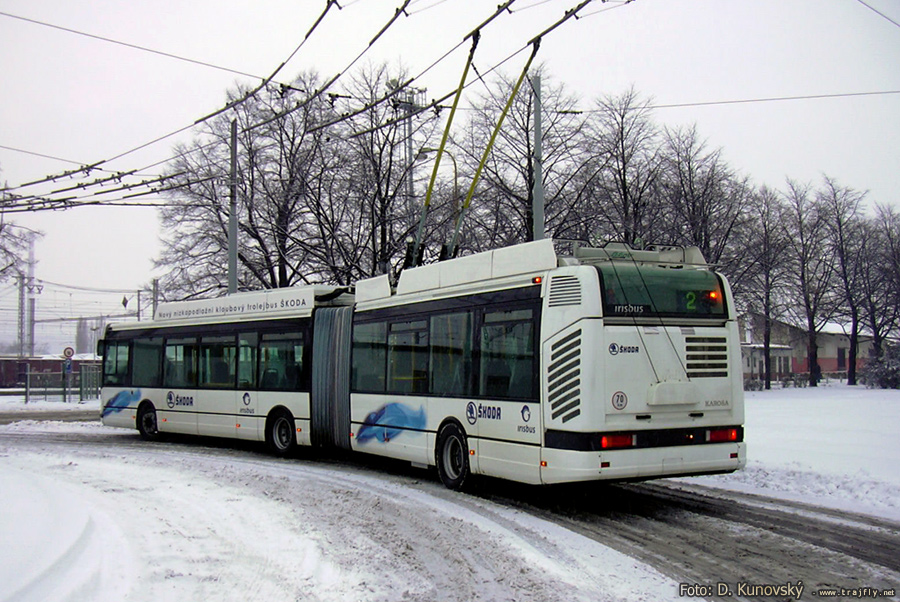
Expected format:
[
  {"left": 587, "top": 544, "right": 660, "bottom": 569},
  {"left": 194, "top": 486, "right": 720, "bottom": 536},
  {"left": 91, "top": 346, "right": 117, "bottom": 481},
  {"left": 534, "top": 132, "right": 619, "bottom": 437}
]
[
  {"left": 2, "top": 419, "right": 899, "bottom": 602},
  {"left": 481, "top": 479, "right": 900, "bottom": 598},
  {"left": 1, "top": 422, "right": 676, "bottom": 602}
]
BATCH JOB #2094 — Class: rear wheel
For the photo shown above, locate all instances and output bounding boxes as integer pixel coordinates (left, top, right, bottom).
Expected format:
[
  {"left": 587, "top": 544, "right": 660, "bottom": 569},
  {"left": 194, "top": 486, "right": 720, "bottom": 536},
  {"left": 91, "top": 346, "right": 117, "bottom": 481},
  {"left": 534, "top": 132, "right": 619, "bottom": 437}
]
[
  {"left": 136, "top": 403, "right": 161, "bottom": 441},
  {"left": 266, "top": 409, "right": 296, "bottom": 457},
  {"left": 436, "top": 422, "right": 470, "bottom": 491}
]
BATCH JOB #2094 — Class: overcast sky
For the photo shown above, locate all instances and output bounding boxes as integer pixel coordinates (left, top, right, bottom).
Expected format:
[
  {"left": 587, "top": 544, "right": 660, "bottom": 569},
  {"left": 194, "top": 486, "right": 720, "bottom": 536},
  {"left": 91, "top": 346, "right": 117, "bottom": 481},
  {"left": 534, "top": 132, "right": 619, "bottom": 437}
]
[{"left": 2, "top": 0, "right": 899, "bottom": 298}]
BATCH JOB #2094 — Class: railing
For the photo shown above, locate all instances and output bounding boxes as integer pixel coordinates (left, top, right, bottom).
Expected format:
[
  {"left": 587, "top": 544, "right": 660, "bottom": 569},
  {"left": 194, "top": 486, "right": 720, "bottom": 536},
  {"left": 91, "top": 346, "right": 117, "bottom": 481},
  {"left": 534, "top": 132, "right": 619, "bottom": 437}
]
[{"left": 24, "top": 364, "right": 101, "bottom": 404}]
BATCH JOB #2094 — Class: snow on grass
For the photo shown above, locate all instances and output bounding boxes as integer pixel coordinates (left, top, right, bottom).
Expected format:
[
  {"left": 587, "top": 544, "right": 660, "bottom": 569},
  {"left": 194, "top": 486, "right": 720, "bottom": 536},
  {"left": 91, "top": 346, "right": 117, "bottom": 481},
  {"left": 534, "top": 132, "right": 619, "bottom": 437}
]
[
  {"left": 0, "top": 394, "right": 100, "bottom": 412},
  {"left": 1, "top": 382, "right": 898, "bottom": 601},
  {"left": 0, "top": 438, "right": 678, "bottom": 602},
  {"left": 675, "top": 382, "right": 900, "bottom": 521}
]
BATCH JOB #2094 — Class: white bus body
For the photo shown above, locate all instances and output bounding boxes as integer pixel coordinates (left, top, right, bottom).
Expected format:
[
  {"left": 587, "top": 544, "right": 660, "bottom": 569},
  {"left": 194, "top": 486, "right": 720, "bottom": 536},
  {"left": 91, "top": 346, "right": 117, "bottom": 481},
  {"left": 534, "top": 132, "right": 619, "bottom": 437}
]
[{"left": 100, "top": 240, "right": 745, "bottom": 489}]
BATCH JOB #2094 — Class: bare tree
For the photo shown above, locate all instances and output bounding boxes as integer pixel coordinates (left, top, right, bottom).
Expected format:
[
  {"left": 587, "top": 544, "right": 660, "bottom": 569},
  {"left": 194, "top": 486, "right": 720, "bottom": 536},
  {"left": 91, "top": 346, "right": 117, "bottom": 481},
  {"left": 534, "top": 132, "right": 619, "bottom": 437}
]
[
  {"left": 0, "top": 167, "right": 32, "bottom": 282},
  {"left": 338, "top": 63, "right": 440, "bottom": 278},
  {"left": 454, "top": 67, "right": 589, "bottom": 252},
  {"left": 658, "top": 124, "right": 751, "bottom": 266},
  {"left": 157, "top": 73, "right": 341, "bottom": 298},
  {"left": 0, "top": 217, "right": 31, "bottom": 283},
  {"left": 857, "top": 213, "right": 898, "bottom": 361},
  {"left": 819, "top": 176, "right": 867, "bottom": 384},
  {"left": 581, "top": 86, "right": 663, "bottom": 246},
  {"left": 782, "top": 180, "right": 838, "bottom": 386},
  {"left": 730, "top": 185, "right": 790, "bottom": 389}
]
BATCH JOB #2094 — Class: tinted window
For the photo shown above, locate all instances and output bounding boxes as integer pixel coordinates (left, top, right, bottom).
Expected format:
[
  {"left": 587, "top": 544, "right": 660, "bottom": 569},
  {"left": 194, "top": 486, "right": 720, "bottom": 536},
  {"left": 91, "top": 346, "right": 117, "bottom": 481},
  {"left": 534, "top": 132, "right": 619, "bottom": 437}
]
[
  {"left": 165, "top": 338, "right": 198, "bottom": 388},
  {"left": 132, "top": 337, "right": 162, "bottom": 387},
  {"left": 388, "top": 321, "right": 428, "bottom": 394},
  {"left": 480, "top": 309, "right": 536, "bottom": 399},
  {"left": 259, "top": 332, "right": 305, "bottom": 391},
  {"left": 352, "top": 322, "right": 387, "bottom": 392},
  {"left": 238, "top": 332, "right": 258, "bottom": 389},
  {"left": 199, "top": 335, "right": 236, "bottom": 389},
  {"left": 430, "top": 312, "right": 473, "bottom": 396},
  {"left": 103, "top": 341, "right": 130, "bottom": 386},
  {"left": 598, "top": 265, "right": 726, "bottom": 318}
]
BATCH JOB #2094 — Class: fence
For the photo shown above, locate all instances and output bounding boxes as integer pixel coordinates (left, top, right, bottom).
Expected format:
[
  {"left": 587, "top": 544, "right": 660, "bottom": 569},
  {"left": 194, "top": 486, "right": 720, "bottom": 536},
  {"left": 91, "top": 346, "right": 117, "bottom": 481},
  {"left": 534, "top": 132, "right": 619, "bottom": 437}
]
[{"left": 24, "top": 364, "right": 102, "bottom": 404}]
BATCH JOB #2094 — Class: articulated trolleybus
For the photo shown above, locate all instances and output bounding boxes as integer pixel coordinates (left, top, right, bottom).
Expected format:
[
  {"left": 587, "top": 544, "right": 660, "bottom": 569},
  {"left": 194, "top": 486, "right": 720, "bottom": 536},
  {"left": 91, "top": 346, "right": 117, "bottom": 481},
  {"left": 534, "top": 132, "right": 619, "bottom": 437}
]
[{"left": 101, "top": 240, "right": 745, "bottom": 490}]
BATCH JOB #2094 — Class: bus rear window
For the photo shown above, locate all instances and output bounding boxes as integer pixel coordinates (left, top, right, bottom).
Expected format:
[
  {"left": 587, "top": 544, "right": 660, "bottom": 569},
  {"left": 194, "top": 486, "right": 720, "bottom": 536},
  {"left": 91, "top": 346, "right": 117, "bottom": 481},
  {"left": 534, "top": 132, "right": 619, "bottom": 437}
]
[{"left": 597, "top": 265, "right": 726, "bottom": 318}]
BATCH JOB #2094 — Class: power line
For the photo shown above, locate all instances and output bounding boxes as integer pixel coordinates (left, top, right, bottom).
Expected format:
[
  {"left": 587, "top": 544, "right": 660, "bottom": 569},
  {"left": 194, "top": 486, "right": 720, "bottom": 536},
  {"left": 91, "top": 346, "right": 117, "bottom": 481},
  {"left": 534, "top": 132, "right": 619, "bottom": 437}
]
[
  {"left": 4, "top": 0, "right": 428, "bottom": 208},
  {"left": 4, "top": 0, "right": 619, "bottom": 212},
  {"left": 647, "top": 89, "right": 900, "bottom": 110},
  {"left": 0, "top": 144, "right": 82, "bottom": 166},
  {"left": 0, "top": 10, "right": 264, "bottom": 80},
  {"left": 0, "top": 1, "right": 341, "bottom": 196},
  {"left": 854, "top": 0, "right": 900, "bottom": 30}
]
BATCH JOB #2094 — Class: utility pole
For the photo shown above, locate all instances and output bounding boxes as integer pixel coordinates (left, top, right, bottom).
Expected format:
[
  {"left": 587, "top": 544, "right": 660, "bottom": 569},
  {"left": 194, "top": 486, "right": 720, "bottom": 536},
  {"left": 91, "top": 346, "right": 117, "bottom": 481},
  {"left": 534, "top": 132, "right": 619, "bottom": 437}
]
[
  {"left": 531, "top": 74, "right": 545, "bottom": 242},
  {"left": 396, "top": 86, "right": 426, "bottom": 270},
  {"left": 399, "top": 88, "right": 425, "bottom": 231},
  {"left": 152, "top": 278, "right": 159, "bottom": 319},
  {"left": 228, "top": 118, "right": 238, "bottom": 294},
  {"left": 17, "top": 274, "right": 25, "bottom": 358},
  {"left": 26, "top": 233, "right": 37, "bottom": 356}
]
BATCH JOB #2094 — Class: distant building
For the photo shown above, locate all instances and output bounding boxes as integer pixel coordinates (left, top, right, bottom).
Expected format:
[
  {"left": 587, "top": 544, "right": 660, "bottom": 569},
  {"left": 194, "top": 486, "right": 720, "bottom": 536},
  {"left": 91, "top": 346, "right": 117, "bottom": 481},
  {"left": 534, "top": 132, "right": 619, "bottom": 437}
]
[{"left": 739, "top": 312, "right": 873, "bottom": 380}]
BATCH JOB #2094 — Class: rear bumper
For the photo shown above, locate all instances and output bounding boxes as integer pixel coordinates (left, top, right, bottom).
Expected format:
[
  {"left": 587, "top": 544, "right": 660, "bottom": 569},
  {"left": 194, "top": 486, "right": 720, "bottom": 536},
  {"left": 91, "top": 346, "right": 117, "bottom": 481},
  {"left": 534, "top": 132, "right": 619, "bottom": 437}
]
[{"left": 540, "top": 442, "right": 746, "bottom": 484}]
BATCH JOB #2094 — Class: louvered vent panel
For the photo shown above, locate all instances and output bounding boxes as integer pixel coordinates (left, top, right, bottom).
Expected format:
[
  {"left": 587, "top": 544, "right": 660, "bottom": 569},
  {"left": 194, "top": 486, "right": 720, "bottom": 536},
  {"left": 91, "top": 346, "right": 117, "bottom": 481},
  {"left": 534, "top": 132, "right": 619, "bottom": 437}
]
[
  {"left": 548, "top": 329, "right": 582, "bottom": 423},
  {"left": 685, "top": 336, "right": 729, "bottom": 378},
  {"left": 548, "top": 275, "right": 581, "bottom": 307}
]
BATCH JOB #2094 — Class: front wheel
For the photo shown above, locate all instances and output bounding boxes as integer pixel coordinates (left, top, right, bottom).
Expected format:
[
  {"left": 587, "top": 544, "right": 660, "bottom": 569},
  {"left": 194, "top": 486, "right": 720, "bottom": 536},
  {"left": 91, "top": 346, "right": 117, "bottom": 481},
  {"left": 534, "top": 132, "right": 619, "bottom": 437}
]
[
  {"left": 436, "top": 422, "right": 470, "bottom": 491},
  {"left": 137, "top": 403, "right": 161, "bottom": 441},
  {"left": 266, "top": 409, "right": 296, "bottom": 457}
]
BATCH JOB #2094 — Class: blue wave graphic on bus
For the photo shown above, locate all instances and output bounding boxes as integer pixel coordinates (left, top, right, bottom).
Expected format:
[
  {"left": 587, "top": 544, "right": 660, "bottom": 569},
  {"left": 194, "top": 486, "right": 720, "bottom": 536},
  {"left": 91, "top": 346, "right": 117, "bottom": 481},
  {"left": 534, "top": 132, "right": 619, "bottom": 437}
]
[
  {"left": 356, "top": 403, "right": 426, "bottom": 444},
  {"left": 102, "top": 389, "right": 142, "bottom": 417}
]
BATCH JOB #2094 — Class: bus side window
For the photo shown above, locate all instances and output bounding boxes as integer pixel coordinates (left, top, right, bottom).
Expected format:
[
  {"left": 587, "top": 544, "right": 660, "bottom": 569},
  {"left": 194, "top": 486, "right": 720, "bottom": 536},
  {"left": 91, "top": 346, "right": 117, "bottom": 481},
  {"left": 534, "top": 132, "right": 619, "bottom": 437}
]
[
  {"left": 199, "top": 335, "right": 236, "bottom": 389},
  {"left": 103, "top": 341, "right": 130, "bottom": 386},
  {"left": 430, "top": 312, "right": 473, "bottom": 397},
  {"left": 388, "top": 321, "right": 428, "bottom": 394},
  {"left": 164, "top": 338, "right": 198, "bottom": 388},
  {"left": 259, "top": 332, "right": 305, "bottom": 391},
  {"left": 238, "top": 333, "right": 257, "bottom": 389},
  {"left": 132, "top": 337, "right": 163, "bottom": 387},
  {"left": 479, "top": 309, "right": 536, "bottom": 400},
  {"left": 351, "top": 321, "right": 387, "bottom": 393}
]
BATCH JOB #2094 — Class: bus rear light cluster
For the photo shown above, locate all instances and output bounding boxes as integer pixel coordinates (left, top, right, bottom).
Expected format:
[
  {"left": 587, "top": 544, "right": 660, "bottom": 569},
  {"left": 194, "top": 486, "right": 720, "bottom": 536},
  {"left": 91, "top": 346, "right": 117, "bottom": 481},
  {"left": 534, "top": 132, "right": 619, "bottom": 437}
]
[
  {"left": 601, "top": 434, "right": 636, "bottom": 449},
  {"left": 707, "top": 428, "right": 738, "bottom": 443}
]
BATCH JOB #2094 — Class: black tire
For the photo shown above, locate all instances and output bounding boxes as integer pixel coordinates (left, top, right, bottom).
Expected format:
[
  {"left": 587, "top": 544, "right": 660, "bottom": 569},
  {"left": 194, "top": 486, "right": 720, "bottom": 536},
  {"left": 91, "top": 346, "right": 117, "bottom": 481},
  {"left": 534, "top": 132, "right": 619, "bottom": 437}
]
[
  {"left": 136, "top": 403, "right": 161, "bottom": 442},
  {"left": 436, "top": 422, "right": 470, "bottom": 491},
  {"left": 266, "top": 409, "right": 296, "bottom": 457}
]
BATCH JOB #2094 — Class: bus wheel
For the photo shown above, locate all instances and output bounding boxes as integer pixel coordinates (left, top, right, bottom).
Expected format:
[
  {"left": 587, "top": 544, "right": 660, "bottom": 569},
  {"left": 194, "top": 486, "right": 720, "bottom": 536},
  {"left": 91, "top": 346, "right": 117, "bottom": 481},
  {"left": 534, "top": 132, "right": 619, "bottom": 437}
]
[
  {"left": 436, "top": 422, "right": 470, "bottom": 491},
  {"left": 137, "top": 403, "right": 161, "bottom": 442},
  {"left": 266, "top": 410, "right": 296, "bottom": 457}
]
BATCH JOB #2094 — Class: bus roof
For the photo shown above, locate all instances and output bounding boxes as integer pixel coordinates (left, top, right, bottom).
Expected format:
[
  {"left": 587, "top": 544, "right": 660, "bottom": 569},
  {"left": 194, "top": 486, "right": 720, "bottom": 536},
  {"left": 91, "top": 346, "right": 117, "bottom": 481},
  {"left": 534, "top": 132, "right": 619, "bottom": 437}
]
[{"left": 107, "top": 285, "right": 352, "bottom": 332}]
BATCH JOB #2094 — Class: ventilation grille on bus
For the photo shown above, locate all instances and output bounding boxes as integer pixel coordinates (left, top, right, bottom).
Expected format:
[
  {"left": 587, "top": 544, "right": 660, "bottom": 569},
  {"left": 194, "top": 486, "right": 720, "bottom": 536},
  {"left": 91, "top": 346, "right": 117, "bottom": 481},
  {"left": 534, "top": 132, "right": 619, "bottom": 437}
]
[
  {"left": 547, "top": 275, "right": 581, "bottom": 307},
  {"left": 685, "top": 336, "right": 729, "bottom": 378},
  {"left": 548, "top": 329, "right": 582, "bottom": 423}
]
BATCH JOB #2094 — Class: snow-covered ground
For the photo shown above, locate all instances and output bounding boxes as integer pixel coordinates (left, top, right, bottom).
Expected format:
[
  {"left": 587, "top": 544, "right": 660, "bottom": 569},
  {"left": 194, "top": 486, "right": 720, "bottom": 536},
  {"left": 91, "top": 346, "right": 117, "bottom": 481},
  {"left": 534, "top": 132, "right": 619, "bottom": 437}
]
[
  {"left": 0, "top": 395, "right": 99, "bottom": 413},
  {"left": 1, "top": 382, "right": 898, "bottom": 601},
  {"left": 680, "top": 382, "right": 900, "bottom": 522}
]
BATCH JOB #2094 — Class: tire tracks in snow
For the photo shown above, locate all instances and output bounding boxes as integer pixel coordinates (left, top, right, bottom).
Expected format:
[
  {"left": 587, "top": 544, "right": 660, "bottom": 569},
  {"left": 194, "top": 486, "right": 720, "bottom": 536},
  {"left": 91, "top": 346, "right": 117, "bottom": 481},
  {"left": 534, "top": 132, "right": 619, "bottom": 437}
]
[
  {"left": 474, "top": 478, "right": 900, "bottom": 599},
  {"left": 4, "top": 424, "right": 899, "bottom": 601}
]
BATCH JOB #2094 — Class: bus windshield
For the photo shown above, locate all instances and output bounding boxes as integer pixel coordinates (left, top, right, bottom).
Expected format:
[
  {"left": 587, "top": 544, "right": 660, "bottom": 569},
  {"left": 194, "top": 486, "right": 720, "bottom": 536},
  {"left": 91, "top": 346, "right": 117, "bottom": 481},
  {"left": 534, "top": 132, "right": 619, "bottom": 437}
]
[{"left": 597, "top": 264, "right": 726, "bottom": 319}]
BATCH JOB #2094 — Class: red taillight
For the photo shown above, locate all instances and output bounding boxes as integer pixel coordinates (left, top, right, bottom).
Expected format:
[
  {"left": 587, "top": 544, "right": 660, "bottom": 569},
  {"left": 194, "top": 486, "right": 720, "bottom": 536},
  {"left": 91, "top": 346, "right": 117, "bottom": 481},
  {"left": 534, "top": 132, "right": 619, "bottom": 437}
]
[
  {"left": 601, "top": 434, "right": 635, "bottom": 449},
  {"left": 707, "top": 428, "right": 738, "bottom": 443}
]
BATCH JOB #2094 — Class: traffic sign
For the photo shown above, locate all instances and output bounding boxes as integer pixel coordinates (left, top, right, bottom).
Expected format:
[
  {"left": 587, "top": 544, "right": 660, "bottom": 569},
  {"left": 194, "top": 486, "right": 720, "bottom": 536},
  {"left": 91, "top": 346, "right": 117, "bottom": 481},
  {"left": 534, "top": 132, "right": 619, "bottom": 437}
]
[{"left": 63, "top": 346, "right": 75, "bottom": 359}]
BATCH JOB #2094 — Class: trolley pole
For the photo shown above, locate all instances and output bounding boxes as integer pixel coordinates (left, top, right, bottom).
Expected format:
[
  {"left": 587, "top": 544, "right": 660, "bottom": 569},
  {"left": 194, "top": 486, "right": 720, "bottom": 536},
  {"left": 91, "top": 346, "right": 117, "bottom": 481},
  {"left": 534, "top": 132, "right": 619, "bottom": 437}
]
[{"left": 532, "top": 74, "right": 544, "bottom": 241}]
